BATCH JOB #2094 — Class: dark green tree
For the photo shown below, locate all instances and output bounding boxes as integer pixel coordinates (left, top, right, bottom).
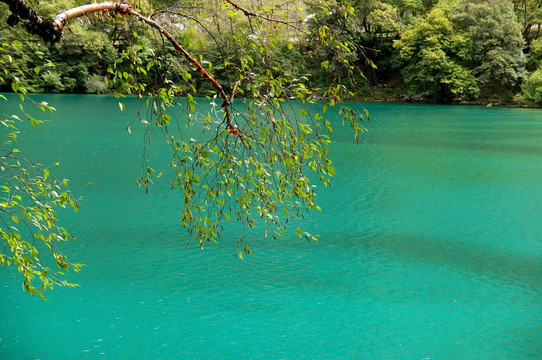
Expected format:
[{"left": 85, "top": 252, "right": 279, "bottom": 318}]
[
  {"left": 453, "top": 0, "right": 526, "bottom": 95},
  {"left": 521, "top": 66, "right": 542, "bottom": 104},
  {"left": 392, "top": 1, "right": 479, "bottom": 101}
]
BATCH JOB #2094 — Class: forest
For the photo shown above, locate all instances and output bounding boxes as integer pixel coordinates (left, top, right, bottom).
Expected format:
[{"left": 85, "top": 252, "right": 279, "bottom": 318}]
[{"left": 1, "top": 0, "right": 542, "bottom": 105}]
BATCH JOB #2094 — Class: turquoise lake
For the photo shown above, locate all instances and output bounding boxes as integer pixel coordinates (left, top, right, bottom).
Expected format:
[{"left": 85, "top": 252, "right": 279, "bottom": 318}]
[{"left": 1, "top": 95, "right": 541, "bottom": 359}]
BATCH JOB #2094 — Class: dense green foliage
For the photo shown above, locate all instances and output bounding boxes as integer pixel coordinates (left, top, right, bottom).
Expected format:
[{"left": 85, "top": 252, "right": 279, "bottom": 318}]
[
  {"left": 392, "top": 0, "right": 528, "bottom": 101},
  {"left": 1, "top": 0, "right": 541, "bottom": 102},
  {"left": 453, "top": 0, "right": 526, "bottom": 94},
  {"left": 393, "top": 3, "right": 479, "bottom": 101},
  {"left": 521, "top": 66, "right": 542, "bottom": 104},
  {"left": 360, "top": 0, "right": 540, "bottom": 103}
]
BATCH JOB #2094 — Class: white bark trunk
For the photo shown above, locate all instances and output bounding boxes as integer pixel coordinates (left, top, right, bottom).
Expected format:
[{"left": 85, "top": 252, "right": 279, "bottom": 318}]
[{"left": 53, "top": 2, "right": 132, "bottom": 30}]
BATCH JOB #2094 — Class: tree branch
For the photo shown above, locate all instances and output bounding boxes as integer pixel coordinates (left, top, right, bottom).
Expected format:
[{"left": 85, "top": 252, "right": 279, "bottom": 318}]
[
  {"left": 1, "top": 0, "right": 131, "bottom": 43},
  {"left": 128, "top": 10, "right": 233, "bottom": 127},
  {"left": 226, "top": 0, "right": 292, "bottom": 27},
  {"left": 230, "top": 76, "right": 251, "bottom": 105},
  {"left": 150, "top": 9, "right": 225, "bottom": 59},
  {"left": 2, "top": 0, "right": 59, "bottom": 43}
]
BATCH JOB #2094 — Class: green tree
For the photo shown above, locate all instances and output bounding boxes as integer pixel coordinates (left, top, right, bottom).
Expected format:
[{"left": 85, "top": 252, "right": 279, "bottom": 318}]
[
  {"left": 388, "top": 0, "right": 439, "bottom": 17},
  {"left": 346, "top": 0, "right": 441, "bottom": 86},
  {"left": 392, "top": 1, "right": 479, "bottom": 101},
  {"left": 528, "top": 36, "right": 542, "bottom": 70},
  {"left": 0, "top": 0, "right": 366, "bottom": 297},
  {"left": 453, "top": 0, "right": 526, "bottom": 94},
  {"left": 521, "top": 65, "right": 542, "bottom": 104}
]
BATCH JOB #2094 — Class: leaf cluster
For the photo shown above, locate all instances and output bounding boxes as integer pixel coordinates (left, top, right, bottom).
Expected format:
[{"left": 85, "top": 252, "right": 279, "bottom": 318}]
[{"left": 0, "top": 92, "right": 81, "bottom": 299}]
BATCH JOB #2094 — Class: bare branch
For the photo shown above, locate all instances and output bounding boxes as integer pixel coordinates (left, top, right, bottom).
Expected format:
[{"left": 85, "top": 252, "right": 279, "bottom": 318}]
[
  {"left": 225, "top": 0, "right": 309, "bottom": 35},
  {"left": 230, "top": 76, "right": 251, "bottom": 105}
]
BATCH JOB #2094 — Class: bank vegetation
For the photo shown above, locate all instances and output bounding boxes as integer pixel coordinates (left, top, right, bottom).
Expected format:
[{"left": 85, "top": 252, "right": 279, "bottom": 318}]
[{"left": 1, "top": 0, "right": 541, "bottom": 106}]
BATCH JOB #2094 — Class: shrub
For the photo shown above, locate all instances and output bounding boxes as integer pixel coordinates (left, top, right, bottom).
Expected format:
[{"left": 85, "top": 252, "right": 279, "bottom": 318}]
[
  {"left": 86, "top": 75, "right": 108, "bottom": 94},
  {"left": 521, "top": 67, "right": 542, "bottom": 106}
]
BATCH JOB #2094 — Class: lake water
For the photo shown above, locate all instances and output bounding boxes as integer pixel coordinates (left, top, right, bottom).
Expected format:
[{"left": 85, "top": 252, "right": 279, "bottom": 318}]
[{"left": 1, "top": 95, "right": 541, "bottom": 359}]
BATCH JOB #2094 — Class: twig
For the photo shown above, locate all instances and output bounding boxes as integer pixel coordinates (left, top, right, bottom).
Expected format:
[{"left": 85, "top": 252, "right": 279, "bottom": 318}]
[
  {"left": 230, "top": 76, "right": 251, "bottom": 105},
  {"left": 225, "top": 0, "right": 309, "bottom": 35}
]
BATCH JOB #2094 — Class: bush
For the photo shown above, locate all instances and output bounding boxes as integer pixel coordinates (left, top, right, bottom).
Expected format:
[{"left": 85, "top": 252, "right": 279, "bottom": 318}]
[
  {"left": 41, "top": 71, "right": 65, "bottom": 92},
  {"left": 521, "top": 67, "right": 542, "bottom": 106},
  {"left": 527, "top": 37, "right": 542, "bottom": 71},
  {"left": 86, "top": 75, "right": 108, "bottom": 94}
]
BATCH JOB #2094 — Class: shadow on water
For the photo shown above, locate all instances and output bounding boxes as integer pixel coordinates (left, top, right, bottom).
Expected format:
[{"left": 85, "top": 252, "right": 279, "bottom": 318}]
[
  {"left": 336, "top": 228, "right": 542, "bottom": 291},
  {"left": 363, "top": 136, "right": 542, "bottom": 156}
]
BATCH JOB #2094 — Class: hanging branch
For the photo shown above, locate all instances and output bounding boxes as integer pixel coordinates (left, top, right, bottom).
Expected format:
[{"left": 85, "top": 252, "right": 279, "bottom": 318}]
[{"left": 230, "top": 76, "right": 251, "bottom": 105}]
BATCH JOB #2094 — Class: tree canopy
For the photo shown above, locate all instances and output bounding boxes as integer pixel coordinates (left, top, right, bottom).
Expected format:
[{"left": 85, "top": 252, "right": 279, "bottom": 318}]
[
  {"left": 393, "top": 2, "right": 479, "bottom": 101},
  {"left": 2, "top": 0, "right": 541, "bottom": 100}
]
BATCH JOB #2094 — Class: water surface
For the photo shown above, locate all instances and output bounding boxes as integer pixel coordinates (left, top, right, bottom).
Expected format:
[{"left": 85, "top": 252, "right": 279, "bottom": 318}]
[{"left": 1, "top": 95, "right": 541, "bottom": 359}]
